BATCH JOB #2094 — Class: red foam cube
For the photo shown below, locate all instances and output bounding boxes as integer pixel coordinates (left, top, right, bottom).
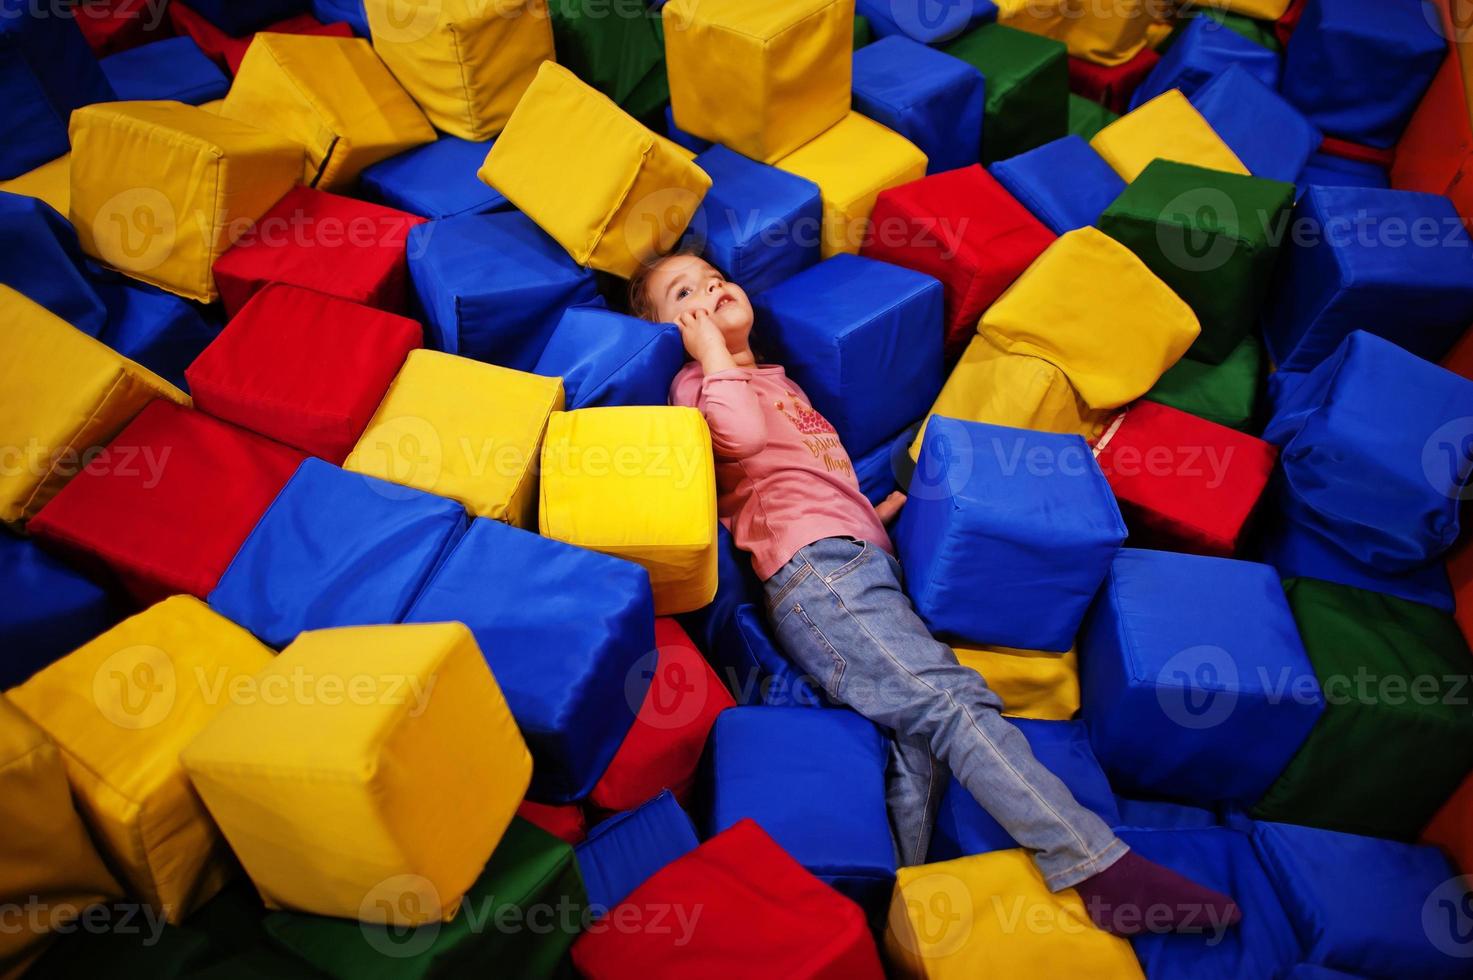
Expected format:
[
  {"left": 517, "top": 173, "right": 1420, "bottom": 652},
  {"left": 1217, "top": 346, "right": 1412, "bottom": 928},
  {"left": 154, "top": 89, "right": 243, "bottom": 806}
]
[
  {"left": 1094, "top": 400, "right": 1276, "bottom": 558},
  {"left": 168, "top": 3, "right": 354, "bottom": 74},
  {"left": 29, "top": 400, "right": 304, "bottom": 605},
  {"left": 516, "top": 800, "right": 588, "bottom": 846},
  {"left": 1068, "top": 47, "right": 1160, "bottom": 114},
  {"left": 589, "top": 618, "right": 734, "bottom": 814},
  {"left": 861, "top": 165, "right": 1055, "bottom": 359},
  {"left": 75, "top": 0, "right": 173, "bottom": 56},
  {"left": 212, "top": 185, "right": 426, "bottom": 318},
  {"left": 571, "top": 819, "right": 884, "bottom": 980},
  {"left": 185, "top": 284, "right": 421, "bottom": 463}
]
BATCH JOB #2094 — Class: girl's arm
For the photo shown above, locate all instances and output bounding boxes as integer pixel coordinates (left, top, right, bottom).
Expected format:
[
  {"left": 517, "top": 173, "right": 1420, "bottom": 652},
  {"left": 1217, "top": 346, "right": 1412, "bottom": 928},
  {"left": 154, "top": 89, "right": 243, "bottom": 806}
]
[{"left": 671, "top": 310, "right": 767, "bottom": 460}]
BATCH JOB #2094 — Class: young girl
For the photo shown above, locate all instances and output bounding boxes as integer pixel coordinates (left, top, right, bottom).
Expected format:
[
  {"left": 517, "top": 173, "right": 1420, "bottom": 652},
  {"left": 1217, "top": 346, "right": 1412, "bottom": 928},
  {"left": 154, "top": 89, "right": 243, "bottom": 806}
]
[{"left": 631, "top": 250, "right": 1241, "bottom": 936}]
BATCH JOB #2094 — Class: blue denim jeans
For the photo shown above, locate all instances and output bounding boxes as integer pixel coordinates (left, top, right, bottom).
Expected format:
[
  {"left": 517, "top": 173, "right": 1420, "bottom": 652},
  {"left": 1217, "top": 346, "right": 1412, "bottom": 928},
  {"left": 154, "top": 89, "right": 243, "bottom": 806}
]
[{"left": 762, "top": 536, "right": 1128, "bottom": 890}]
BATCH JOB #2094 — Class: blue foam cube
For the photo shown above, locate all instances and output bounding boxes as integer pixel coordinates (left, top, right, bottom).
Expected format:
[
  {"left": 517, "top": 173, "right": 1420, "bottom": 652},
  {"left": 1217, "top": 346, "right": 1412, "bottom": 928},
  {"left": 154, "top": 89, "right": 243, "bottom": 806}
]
[
  {"left": 576, "top": 791, "right": 700, "bottom": 914},
  {"left": 183, "top": 0, "right": 308, "bottom": 35},
  {"left": 1297, "top": 151, "right": 1390, "bottom": 190},
  {"left": 361, "top": 135, "right": 509, "bottom": 220},
  {"left": 403, "top": 517, "right": 657, "bottom": 802},
  {"left": 1265, "top": 187, "right": 1473, "bottom": 372},
  {"left": 929, "top": 719, "right": 1119, "bottom": 861},
  {"left": 92, "top": 269, "right": 220, "bottom": 392},
  {"left": 1260, "top": 512, "right": 1456, "bottom": 612},
  {"left": 1122, "top": 826, "right": 1303, "bottom": 980},
  {"left": 1080, "top": 549, "right": 1325, "bottom": 803},
  {"left": 1113, "top": 797, "right": 1221, "bottom": 831},
  {"left": 1253, "top": 821, "right": 1473, "bottom": 976},
  {"left": 0, "top": 8, "right": 114, "bottom": 180},
  {"left": 706, "top": 707, "right": 895, "bottom": 916},
  {"left": 688, "top": 145, "right": 823, "bottom": 296},
  {"left": 1, "top": 530, "right": 120, "bottom": 689},
  {"left": 855, "top": 0, "right": 997, "bottom": 44},
  {"left": 989, "top": 135, "right": 1125, "bottom": 234},
  {"left": 407, "top": 209, "right": 600, "bottom": 370},
  {"left": 209, "top": 458, "right": 467, "bottom": 649},
  {"left": 1191, "top": 64, "right": 1323, "bottom": 184},
  {"left": 665, "top": 105, "right": 711, "bottom": 155},
  {"left": 311, "top": 0, "right": 369, "bottom": 35},
  {"left": 100, "top": 36, "right": 228, "bottom": 105},
  {"left": 0, "top": 191, "right": 107, "bottom": 336},
  {"left": 752, "top": 254, "right": 944, "bottom": 458},
  {"left": 1281, "top": 0, "right": 1446, "bottom": 148},
  {"left": 852, "top": 35, "right": 986, "bottom": 174},
  {"left": 895, "top": 417, "right": 1126, "bottom": 651},
  {"left": 853, "top": 428, "right": 907, "bottom": 505},
  {"left": 1130, "top": 15, "right": 1280, "bottom": 111},
  {"left": 533, "top": 304, "right": 685, "bottom": 409}
]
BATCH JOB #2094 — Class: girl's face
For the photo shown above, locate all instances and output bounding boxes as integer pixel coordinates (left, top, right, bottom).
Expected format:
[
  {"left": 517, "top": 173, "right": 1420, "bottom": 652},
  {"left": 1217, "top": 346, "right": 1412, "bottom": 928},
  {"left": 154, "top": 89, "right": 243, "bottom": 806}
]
[{"left": 645, "top": 254, "right": 753, "bottom": 340}]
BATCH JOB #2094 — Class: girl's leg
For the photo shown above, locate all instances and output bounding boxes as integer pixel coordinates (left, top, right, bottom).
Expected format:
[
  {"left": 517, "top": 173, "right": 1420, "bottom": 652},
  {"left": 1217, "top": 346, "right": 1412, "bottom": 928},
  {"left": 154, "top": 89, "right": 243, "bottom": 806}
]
[{"left": 886, "top": 732, "right": 949, "bottom": 867}]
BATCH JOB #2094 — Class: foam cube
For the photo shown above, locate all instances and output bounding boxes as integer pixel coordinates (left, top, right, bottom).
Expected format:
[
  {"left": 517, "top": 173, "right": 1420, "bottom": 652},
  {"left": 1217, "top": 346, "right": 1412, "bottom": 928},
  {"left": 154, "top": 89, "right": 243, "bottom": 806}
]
[
  {"left": 185, "top": 284, "right": 420, "bottom": 462},
  {"left": 313, "top": 0, "right": 369, "bottom": 34},
  {"left": 0, "top": 152, "right": 71, "bottom": 217},
  {"left": 885, "top": 849, "right": 1144, "bottom": 978},
  {"left": 517, "top": 800, "right": 588, "bottom": 846},
  {"left": 0, "top": 186, "right": 104, "bottom": 336},
  {"left": 29, "top": 401, "right": 305, "bottom": 604},
  {"left": 1263, "top": 332, "right": 1473, "bottom": 573},
  {"left": 1253, "top": 579, "right": 1473, "bottom": 840},
  {"left": 169, "top": 4, "right": 355, "bottom": 75},
  {"left": 0, "top": 531, "right": 120, "bottom": 690},
  {"left": 1067, "top": 46, "right": 1159, "bottom": 114},
  {"left": 588, "top": 618, "right": 734, "bottom": 812},
  {"left": 929, "top": 719, "right": 1119, "bottom": 861},
  {"left": 403, "top": 518, "right": 655, "bottom": 802},
  {"left": 1253, "top": 822, "right": 1473, "bottom": 976},
  {"left": 854, "top": 429, "right": 907, "bottom": 505},
  {"left": 1068, "top": 92, "right": 1118, "bottom": 141},
  {"left": 90, "top": 270, "right": 220, "bottom": 391},
  {"left": 572, "top": 819, "right": 885, "bottom": 979},
  {"left": 360, "top": 135, "right": 508, "bottom": 220},
  {"left": 943, "top": 23, "right": 1068, "bottom": 163},
  {"left": 533, "top": 305, "right": 685, "bottom": 410},
  {"left": 774, "top": 112, "right": 928, "bottom": 259},
  {"left": 1080, "top": 549, "right": 1325, "bottom": 803},
  {"left": 1113, "top": 796, "right": 1221, "bottom": 830},
  {"left": 1120, "top": 827, "right": 1302, "bottom": 979},
  {"left": 752, "top": 255, "right": 944, "bottom": 458},
  {"left": 1424, "top": 768, "right": 1473, "bottom": 877},
  {"left": 1146, "top": 334, "right": 1263, "bottom": 432},
  {"left": 1190, "top": 64, "right": 1323, "bottom": 184},
  {"left": 687, "top": 145, "right": 823, "bottom": 297},
  {"left": 539, "top": 407, "right": 717, "bottom": 616},
  {"left": 0, "top": 285, "right": 186, "bottom": 528},
  {"left": 1299, "top": 150, "right": 1390, "bottom": 188},
  {"left": 1100, "top": 160, "right": 1295, "bottom": 363},
  {"left": 365, "top": 0, "right": 552, "bottom": 141},
  {"left": 479, "top": 62, "right": 711, "bottom": 278},
  {"left": 663, "top": 0, "right": 852, "bottom": 164},
  {"left": 180, "top": 0, "right": 310, "bottom": 35},
  {"left": 100, "top": 36, "right": 228, "bottom": 104},
  {"left": 1281, "top": 0, "right": 1445, "bottom": 148},
  {"left": 72, "top": 0, "right": 173, "bottom": 57},
  {"left": 1130, "top": 15, "right": 1279, "bottom": 111},
  {"left": 989, "top": 135, "right": 1126, "bottom": 235},
  {"left": 896, "top": 417, "right": 1126, "bottom": 651},
  {"left": 220, "top": 33, "right": 434, "bottom": 190},
  {"left": 181, "top": 622, "right": 531, "bottom": 922},
  {"left": 860, "top": 165, "right": 1055, "bottom": 356},
  {"left": 8, "top": 597, "right": 274, "bottom": 922},
  {"left": 548, "top": 0, "right": 668, "bottom": 119},
  {"left": 0, "top": 10, "right": 114, "bottom": 181},
  {"left": 1262, "top": 512, "right": 1456, "bottom": 612},
  {"left": 407, "top": 210, "right": 600, "bottom": 369},
  {"left": 708, "top": 708, "right": 895, "bottom": 917},
  {"left": 345, "top": 349, "right": 563, "bottom": 524},
  {"left": 0, "top": 695, "right": 124, "bottom": 971},
  {"left": 68, "top": 101, "right": 303, "bottom": 303},
  {"left": 999, "top": 0, "right": 1158, "bottom": 69},
  {"left": 263, "top": 817, "right": 583, "bottom": 977},
  {"left": 855, "top": 0, "right": 996, "bottom": 44},
  {"left": 209, "top": 459, "right": 467, "bottom": 647},
  {"left": 1091, "top": 89, "right": 1249, "bottom": 182},
  {"left": 1094, "top": 401, "right": 1276, "bottom": 557},
  {"left": 1264, "top": 187, "right": 1473, "bottom": 372},
  {"left": 577, "top": 791, "right": 700, "bottom": 914},
  {"left": 950, "top": 644, "right": 1080, "bottom": 721},
  {"left": 852, "top": 36, "right": 986, "bottom": 175}
]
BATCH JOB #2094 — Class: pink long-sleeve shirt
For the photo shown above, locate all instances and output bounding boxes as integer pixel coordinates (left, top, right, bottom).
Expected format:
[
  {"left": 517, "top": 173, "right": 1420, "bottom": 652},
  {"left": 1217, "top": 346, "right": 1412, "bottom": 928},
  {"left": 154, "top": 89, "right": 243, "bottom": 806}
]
[{"left": 670, "top": 361, "right": 893, "bottom": 581}]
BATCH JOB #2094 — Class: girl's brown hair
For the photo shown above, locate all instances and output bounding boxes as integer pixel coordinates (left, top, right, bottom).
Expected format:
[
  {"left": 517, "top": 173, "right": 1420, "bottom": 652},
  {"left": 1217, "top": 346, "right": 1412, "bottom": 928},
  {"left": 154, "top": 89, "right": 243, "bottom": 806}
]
[{"left": 627, "top": 246, "right": 706, "bottom": 322}]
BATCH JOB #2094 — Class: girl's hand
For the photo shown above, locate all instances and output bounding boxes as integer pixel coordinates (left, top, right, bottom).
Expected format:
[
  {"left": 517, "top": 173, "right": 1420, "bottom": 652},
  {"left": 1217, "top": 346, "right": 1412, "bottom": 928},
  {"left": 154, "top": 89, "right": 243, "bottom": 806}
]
[
  {"left": 676, "top": 308, "right": 737, "bottom": 373},
  {"left": 875, "top": 490, "right": 906, "bottom": 525}
]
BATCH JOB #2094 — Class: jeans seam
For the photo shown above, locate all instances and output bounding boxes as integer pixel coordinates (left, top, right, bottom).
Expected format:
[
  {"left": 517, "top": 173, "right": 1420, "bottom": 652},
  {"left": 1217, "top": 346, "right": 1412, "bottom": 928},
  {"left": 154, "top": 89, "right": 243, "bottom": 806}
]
[
  {"left": 1044, "top": 838, "right": 1129, "bottom": 891},
  {"left": 914, "top": 748, "right": 938, "bottom": 864},
  {"left": 793, "top": 603, "right": 846, "bottom": 697},
  {"left": 765, "top": 562, "right": 813, "bottom": 614},
  {"left": 822, "top": 541, "right": 873, "bottom": 585}
]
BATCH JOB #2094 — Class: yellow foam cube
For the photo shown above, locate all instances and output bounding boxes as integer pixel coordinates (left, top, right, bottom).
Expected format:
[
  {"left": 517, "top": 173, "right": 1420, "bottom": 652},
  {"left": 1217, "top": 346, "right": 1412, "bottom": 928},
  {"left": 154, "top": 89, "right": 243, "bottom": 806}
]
[
  {"left": 69, "top": 101, "right": 304, "bottom": 302},
  {"left": 885, "top": 850, "right": 1144, "bottom": 979},
  {"left": 0, "top": 153, "right": 70, "bottom": 216},
  {"left": 775, "top": 112, "right": 927, "bottom": 258},
  {"left": 664, "top": 0, "right": 854, "bottom": 164},
  {"left": 1196, "top": 0, "right": 1292, "bottom": 18},
  {"left": 952, "top": 645, "right": 1080, "bottom": 721},
  {"left": 366, "top": 0, "right": 553, "bottom": 141},
  {"left": 997, "top": 0, "right": 1159, "bottom": 67},
  {"left": 540, "top": 406, "right": 717, "bottom": 616},
  {"left": 479, "top": 62, "right": 712, "bottom": 278},
  {"left": 180, "top": 623, "right": 531, "bottom": 924},
  {"left": 221, "top": 33, "right": 435, "bottom": 191},
  {"left": 345, "top": 350, "right": 563, "bottom": 525},
  {"left": 0, "top": 696, "right": 124, "bottom": 975},
  {"left": 0, "top": 286, "right": 187, "bottom": 528},
  {"left": 1091, "top": 90, "right": 1250, "bottom": 182},
  {"left": 6, "top": 597, "right": 274, "bottom": 923}
]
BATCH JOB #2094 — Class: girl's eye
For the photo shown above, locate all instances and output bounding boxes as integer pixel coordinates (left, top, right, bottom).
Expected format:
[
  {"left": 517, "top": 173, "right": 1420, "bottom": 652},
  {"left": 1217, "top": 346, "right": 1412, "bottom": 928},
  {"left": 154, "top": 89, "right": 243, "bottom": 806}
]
[{"left": 676, "top": 287, "right": 691, "bottom": 300}]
